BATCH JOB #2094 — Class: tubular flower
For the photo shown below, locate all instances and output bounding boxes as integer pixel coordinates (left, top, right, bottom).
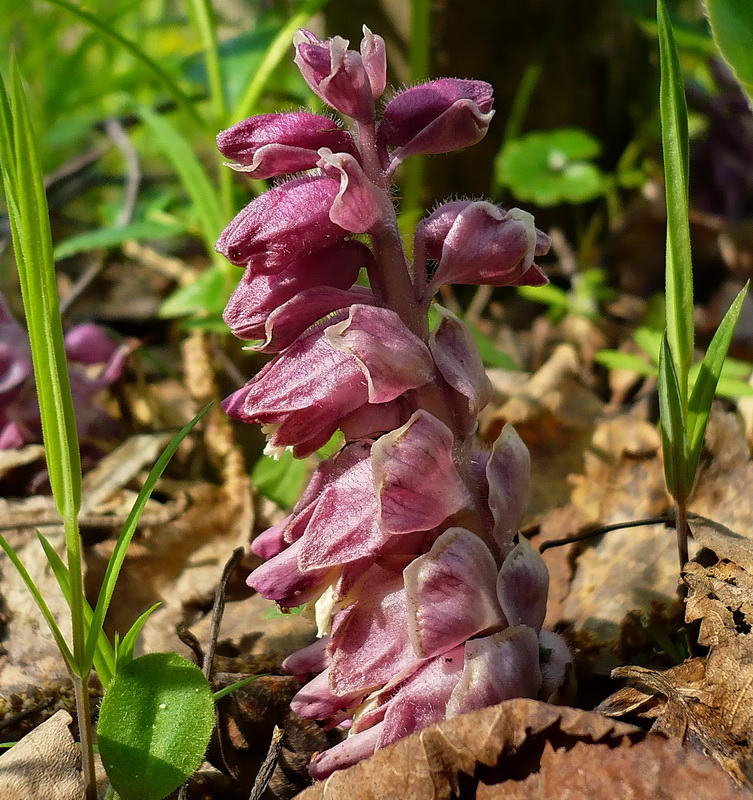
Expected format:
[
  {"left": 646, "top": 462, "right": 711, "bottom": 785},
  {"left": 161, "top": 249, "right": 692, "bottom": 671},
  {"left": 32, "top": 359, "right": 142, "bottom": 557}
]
[
  {"left": 0, "top": 292, "right": 127, "bottom": 451},
  {"left": 218, "top": 26, "right": 570, "bottom": 780}
]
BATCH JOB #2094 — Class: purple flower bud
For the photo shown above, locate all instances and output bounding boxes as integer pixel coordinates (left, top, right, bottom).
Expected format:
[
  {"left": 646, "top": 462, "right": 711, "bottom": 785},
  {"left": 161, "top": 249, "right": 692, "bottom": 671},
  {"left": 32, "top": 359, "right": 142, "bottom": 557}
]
[
  {"left": 215, "top": 175, "right": 346, "bottom": 269},
  {"left": 317, "top": 148, "right": 384, "bottom": 233},
  {"left": 379, "top": 78, "right": 494, "bottom": 165},
  {"left": 496, "top": 536, "right": 549, "bottom": 631},
  {"left": 293, "top": 30, "right": 375, "bottom": 122},
  {"left": 0, "top": 295, "right": 32, "bottom": 399},
  {"left": 216, "top": 112, "right": 358, "bottom": 179},
  {"left": 416, "top": 200, "right": 550, "bottom": 298},
  {"left": 486, "top": 424, "right": 531, "bottom": 549},
  {"left": 360, "top": 26, "right": 387, "bottom": 99}
]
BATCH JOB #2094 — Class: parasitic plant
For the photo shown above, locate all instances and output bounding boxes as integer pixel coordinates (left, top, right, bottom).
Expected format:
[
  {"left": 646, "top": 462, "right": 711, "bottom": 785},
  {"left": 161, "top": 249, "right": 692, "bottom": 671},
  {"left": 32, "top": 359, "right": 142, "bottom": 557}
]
[{"left": 218, "top": 26, "right": 571, "bottom": 778}]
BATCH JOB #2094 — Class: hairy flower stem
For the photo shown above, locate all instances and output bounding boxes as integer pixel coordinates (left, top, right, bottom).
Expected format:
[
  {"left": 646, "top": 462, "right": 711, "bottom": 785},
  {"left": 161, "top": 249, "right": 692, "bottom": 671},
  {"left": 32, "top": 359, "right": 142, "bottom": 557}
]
[{"left": 73, "top": 672, "right": 97, "bottom": 800}]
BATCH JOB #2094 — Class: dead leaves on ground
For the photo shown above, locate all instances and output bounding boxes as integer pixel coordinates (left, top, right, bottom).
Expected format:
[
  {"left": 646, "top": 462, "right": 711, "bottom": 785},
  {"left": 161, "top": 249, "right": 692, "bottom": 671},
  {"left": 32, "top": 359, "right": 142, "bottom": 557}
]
[{"left": 294, "top": 699, "right": 745, "bottom": 800}]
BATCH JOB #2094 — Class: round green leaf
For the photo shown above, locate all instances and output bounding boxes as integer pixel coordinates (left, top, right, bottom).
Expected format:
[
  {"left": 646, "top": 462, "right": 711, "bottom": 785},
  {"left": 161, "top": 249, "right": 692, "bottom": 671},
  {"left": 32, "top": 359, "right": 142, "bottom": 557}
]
[
  {"left": 97, "top": 652, "right": 215, "bottom": 800},
  {"left": 496, "top": 128, "right": 606, "bottom": 206}
]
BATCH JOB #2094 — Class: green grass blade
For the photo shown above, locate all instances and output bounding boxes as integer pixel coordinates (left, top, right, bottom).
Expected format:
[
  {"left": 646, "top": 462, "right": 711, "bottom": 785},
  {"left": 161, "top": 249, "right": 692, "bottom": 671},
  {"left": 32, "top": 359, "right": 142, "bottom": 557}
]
[
  {"left": 83, "top": 404, "right": 212, "bottom": 672},
  {"left": 658, "top": 334, "right": 688, "bottom": 501},
  {"left": 232, "top": 0, "right": 328, "bottom": 121},
  {"left": 0, "top": 63, "right": 82, "bottom": 521},
  {"left": 594, "top": 350, "right": 657, "bottom": 377},
  {"left": 54, "top": 220, "right": 185, "bottom": 260},
  {"left": 704, "top": 0, "right": 753, "bottom": 103},
  {"left": 40, "top": 0, "right": 205, "bottom": 128},
  {"left": 37, "top": 534, "right": 115, "bottom": 686},
  {"left": 0, "top": 536, "right": 74, "bottom": 669},
  {"left": 186, "top": 0, "right": 226, "bottom": 125},
  {"left": 116, "top": 603, "right": 161, "bottom": 671},
  {"left": 211, "top": 675, "right": 265, "bottom": 702},
  {"left": 139, "top": 106, "right": 225, "bottom": 261},
  {"left": 657, "top": 0, "right": 694, "bottom": 396},
  {"left": 686, "top": 282, "right": 749, "bottom": 487}
]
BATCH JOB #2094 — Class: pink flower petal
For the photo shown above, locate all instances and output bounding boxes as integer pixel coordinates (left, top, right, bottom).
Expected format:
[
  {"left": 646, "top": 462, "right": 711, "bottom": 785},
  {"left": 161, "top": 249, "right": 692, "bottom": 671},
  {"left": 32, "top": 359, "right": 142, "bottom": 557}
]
[
  {"left": 404, "top": 528, "right": 504, "bottom": 658},
  {"left": 372, "top": 410, "right": 469, "bottom": 533},
  {"left": 486, "top": 423, "right": 531, "bottom": 549},
  {"left": 496, "top": 536, "right": 549, "bottom": 631},
  {"left": 318, "top": 149, "right": 383, "bottom": 234}
]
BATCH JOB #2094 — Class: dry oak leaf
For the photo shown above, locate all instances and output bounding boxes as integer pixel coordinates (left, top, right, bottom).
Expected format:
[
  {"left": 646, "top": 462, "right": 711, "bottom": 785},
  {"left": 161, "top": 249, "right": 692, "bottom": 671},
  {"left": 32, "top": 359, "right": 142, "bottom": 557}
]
[{"left": 294, "top": 698, "right": 744, "bottom": 800}]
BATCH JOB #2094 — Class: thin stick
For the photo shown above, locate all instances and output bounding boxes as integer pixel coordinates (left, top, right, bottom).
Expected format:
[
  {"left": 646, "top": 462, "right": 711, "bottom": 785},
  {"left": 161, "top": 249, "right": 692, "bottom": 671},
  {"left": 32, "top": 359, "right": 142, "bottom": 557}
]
[
  {"left": 72, "top": 674, "right": 97, "bottom": 800},
  {"left": 204, "top": 547, "right": 245, "bottom": 680},
  {"left": 539, "top": 515, "right": 677, "bottom": 552},
  {"left": 248, "top": 726, "right": 284, "bottom": 800}
]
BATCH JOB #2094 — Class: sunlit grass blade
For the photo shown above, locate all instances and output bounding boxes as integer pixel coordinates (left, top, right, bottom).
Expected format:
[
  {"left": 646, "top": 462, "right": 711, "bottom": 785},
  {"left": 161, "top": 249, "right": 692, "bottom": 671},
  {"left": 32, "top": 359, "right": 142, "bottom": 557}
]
[
  {"left": 116, "top": 603, "right": 161, "bottom": 671},
  {"left": 40, "top": 0, "right": 205, "bottom": 127},
  {"left": 37, "top": 533, "right": 115, "bottom": 686},
  {"left": 139, "top": 106, "right": 225, "bottom": 263},
  {"left": 686, "top": 282, "right": 749, "bottom": 485},
  {"left": 212, "top": 675, "right": 264, "bottom": 701},
  {"left": 54, "top": 220, "right": 185, "bottom": 260},
  {"left": 657, "top": 334, "right": 688, "bottom": 499},
  {"left": 83, "top": 404, "right": 212, "bottom": 672},
  {"left": 232, "top": 0, "right": 328, "bottom": 121},
  {"left": 657, "top": 0, "right": 694, "bottom": 396},
  {"left": 185, "top": 0, "right": 226, "bottom": 125},
  {"left": 0, "top": 62, "right": 81, "bottom": 522},
  {"left": 0, "top": 536, "right": 74, "bottom": 669}
]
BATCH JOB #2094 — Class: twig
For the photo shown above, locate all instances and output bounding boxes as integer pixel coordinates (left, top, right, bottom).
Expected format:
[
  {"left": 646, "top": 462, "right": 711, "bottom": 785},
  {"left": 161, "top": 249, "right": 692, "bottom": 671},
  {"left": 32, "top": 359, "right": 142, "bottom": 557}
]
[
  {"left": 466, "top": 285, "right": 493, "bottom": 326},
  {"left": 248, "top": 726, "right": 285, "bottom": 800},
  {"left": 176, "top": 623, "right": 205, "bottom": 666},
  {"left": 539, "top": 514, "right": 676, "bottom": 552},
  {"left": 204, "top": 547, "right": 245, "bottom": 681}
]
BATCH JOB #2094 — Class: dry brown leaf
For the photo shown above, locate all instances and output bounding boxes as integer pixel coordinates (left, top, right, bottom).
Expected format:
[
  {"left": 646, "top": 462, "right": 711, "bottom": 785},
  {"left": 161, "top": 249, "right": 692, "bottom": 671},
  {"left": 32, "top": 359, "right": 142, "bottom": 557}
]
[
  {"left": 0, "top": 710, "right": 83, "bottom": 800},
  {"left": 294, "top": 699, "right": 744, "bottom": 800},
  {"left": 0, "top": 445, "right": 44, "bottom": 481},
  {"left": 597, "top": 519, "right": 753, "bottom": 789}
]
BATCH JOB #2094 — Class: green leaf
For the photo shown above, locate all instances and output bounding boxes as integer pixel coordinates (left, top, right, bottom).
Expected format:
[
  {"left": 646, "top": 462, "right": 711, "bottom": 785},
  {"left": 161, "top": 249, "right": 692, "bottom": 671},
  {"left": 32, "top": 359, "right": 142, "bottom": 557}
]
[
  {"left": 36, "top": 533, "right": 115, "bottom": 686},
  {"left": 657, "top": 333, "right": 689, "bottom": 500},
  {"left": 116, "top": 603, "right": 161, "bottom": 671},
  {"left": 232, "top": 0, "right": 328, "bottom": 120},
  {"left": 0, "top": 536, "right": 74, "bottom": 669},
  {"left": 686, "top": 283, "right": 748, "bottom": 487},
  {"left": 83, "top": 405, "right": 212, "bottom": 672},
  {"left": 704, "top": 0, "right": 753, "bottom": 102},
  {"left": 139, "top": 106, "right": 225, "bottom": 260},
  {"left": 97, "top": 652, "right": 215, "bottom": 800},
  {"left": 517, "top": 283, "right": 569, "bottom": 309},
  {"left": 495, "top": 128, "right": 606, "bottom": 206},
  {"left": 594, "top": 350, "right": 657, "bottom": 376},
  {"left": 715, "top": 376, "right": 753, "bottom": 399},
  {"left": 634, "top": 326, "right": 663, "bottom": 363},
  {"left": 251, "top": 451, "right": 310, "bottom": 509},
  {"left": 159, "top": 265, "right": 227, "bottom": 319},
  {"left": 465, "top": 323, "right": 522, "bottom": 370},
  {"left": 54, "top": 221, "right": 184, "bottom": 260},
  {"left": 40, "top": 0, "right": 205, "bottom": 127},
  {"left": 658, "top": 0, "right": 694, "bottom": 395}
]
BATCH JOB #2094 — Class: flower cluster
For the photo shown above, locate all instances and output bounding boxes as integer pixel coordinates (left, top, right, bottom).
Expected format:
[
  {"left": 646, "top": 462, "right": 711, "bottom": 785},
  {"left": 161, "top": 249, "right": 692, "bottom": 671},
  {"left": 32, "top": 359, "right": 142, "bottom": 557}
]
[
  {"left": 218, "top": 27, "right": 570, "bottom": 779},
  {"left": 0, "top": 292, "right": 127, "bottom": 451}
]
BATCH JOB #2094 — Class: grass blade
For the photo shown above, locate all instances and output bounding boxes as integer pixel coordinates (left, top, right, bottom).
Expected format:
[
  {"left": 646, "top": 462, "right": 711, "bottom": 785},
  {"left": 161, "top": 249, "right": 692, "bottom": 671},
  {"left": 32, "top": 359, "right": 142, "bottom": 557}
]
[
  {"left": 40, "top": 0, "right": 205, "bottom": 127},
  {"left": 212, "top": 675, "right": 264, "bottom": 702},
  {"left": 185, "top": 0, "right": 226, "bottom": 125},
  {"left": 232, "top": 0, "right": 328, "bottom": 121},
  {"left": 54, "top": 220, "right": 185, "bottom": 260},
  {"left": 657, "top": 334, "right": 688, "bottom": 499},
  {"left": 686, "top": 282, "right": 749, "bottom": 485},
  {"left": 37, "top": 534, "right": 115, "bottom": 686},
  {"left": 116, "top": 603, "right": 161, "bottom": 671},
  {"left": 0, "top": 537, "right": 74, "bottom": 669},
  {"left": 83, "top": 404, "right": 212, "bottom": 672},
  {"left": 657, "top": 0, "right": 694, "bottom": 396},
  {"left": 139, "top": 106, "right": 225, "bottom": 262}
]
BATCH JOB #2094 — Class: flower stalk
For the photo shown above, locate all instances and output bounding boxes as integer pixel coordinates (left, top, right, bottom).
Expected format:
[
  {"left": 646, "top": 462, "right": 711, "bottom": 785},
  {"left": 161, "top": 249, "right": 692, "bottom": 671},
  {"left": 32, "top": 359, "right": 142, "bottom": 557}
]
[{"left": 218, "top": 25, "right": 571, "bottom": 778}]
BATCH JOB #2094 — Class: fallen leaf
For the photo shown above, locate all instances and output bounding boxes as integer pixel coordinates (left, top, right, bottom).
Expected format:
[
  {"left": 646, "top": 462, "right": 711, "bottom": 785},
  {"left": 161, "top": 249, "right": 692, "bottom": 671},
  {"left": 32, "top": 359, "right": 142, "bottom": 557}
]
[
  {"left": 0, "top": 710, "right": 83, "bottom": 800},
  {"left": 294, "top": 699, "right": 744, "bottom": 800}
]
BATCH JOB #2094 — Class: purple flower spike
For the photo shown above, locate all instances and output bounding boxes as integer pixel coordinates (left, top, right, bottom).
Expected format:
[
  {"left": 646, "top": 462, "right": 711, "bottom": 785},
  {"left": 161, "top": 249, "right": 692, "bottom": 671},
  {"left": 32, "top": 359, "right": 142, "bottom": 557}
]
[
  {"left": 216, "top": 176, "right": 345, "bottom": 269},
  {"left": 216, "top": 112, "right": 359, "bottom": 179},
  {"left": 293, "top": 30, "right": 375, "bottom": 122},
  {"left": 380, "top": 78, "right": 494, "bottom": 166},
  {"left": 216, "top": 24, "right": 565, "bottom": 779}
]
